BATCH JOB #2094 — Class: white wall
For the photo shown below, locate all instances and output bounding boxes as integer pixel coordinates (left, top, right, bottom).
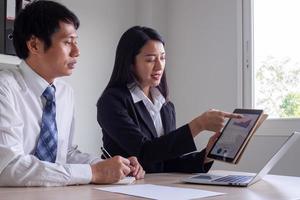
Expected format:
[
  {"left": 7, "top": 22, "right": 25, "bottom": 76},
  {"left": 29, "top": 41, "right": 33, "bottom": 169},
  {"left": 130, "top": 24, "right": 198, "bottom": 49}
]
[
  {"left": 165, "top": 0, "right": 243, "bottom": 146},
  {"left": 135, "top": 0, "right": 168, "bottom": 37}
]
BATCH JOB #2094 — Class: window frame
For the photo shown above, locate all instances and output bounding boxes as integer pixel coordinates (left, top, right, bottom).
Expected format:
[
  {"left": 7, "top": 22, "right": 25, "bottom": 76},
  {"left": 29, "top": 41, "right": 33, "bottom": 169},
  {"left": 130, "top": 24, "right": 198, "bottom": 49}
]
[{"left": 242, "top": 0, "right": 300, "bottom": 136}]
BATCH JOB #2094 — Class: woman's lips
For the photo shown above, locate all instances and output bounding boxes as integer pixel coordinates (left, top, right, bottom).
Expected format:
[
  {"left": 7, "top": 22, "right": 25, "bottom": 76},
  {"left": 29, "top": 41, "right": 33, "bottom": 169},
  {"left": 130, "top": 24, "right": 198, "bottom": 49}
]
[{"left": 151, "top": 73, "right": 161, "bottom": 80}]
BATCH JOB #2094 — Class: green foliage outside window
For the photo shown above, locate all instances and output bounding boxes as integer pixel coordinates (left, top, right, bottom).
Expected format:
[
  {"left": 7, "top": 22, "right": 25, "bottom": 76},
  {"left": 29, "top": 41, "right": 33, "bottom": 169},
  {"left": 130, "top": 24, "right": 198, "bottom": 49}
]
[
  {"left": 280, "top": 93, "right": 300, "bottom": 117},
  {"left": 255, "top": 56, "right": 300, "bottom": 118}
]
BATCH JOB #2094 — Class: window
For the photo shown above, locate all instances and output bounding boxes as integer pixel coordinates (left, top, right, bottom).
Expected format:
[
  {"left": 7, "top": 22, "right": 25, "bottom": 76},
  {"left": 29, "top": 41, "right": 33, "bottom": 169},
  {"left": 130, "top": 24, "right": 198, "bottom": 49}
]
[{"left": 243, "top": 0, "right": 300, "bottom": 135}]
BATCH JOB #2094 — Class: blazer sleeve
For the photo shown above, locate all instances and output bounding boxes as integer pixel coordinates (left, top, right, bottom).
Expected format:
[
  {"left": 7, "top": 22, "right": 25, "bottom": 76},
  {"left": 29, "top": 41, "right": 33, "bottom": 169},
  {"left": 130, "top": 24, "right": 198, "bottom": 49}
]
[
  {"left": 163, "top": 149, "right": 213, "bottom": 173},
  {"left": 97, "top": 89, "right": 197, "bottom": 165}
]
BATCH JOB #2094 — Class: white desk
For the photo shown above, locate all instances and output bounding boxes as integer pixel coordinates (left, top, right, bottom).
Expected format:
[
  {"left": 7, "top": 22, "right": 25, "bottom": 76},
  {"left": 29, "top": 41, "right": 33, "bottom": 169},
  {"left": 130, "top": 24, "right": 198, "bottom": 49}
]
[{"left": 0, "top": 171, "right": 299, "bottom": 200}]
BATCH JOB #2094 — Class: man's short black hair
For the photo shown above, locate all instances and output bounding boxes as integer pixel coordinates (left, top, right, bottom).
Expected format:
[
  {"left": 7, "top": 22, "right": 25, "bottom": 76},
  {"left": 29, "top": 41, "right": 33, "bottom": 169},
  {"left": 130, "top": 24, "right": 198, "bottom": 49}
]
[{"left": 13, "top": 0, "right": 80, "bottom": 59}]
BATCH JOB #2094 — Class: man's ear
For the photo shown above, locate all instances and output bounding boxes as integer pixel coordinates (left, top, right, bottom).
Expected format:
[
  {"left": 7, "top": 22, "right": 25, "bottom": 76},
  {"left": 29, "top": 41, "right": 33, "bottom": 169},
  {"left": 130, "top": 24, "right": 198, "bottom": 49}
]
[{"left": 26, "top": 36, "right": 44, "bottom": 55}]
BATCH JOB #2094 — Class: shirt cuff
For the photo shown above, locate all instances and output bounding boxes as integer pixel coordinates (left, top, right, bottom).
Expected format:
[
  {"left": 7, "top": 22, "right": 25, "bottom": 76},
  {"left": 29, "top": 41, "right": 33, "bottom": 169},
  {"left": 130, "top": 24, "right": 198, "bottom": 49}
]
[
  {"left": 90, "top": 157, "right": 103, "bottom": 165},
  {"left": 68, "top": 164, "right": 92, "bottom": 185}
]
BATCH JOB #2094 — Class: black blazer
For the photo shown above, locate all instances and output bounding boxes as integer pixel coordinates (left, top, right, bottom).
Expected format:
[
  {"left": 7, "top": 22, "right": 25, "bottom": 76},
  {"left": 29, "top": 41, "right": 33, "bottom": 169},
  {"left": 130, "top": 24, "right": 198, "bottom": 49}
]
[{"left": 97, "top": 86, "right": 213, "bottom": 173}]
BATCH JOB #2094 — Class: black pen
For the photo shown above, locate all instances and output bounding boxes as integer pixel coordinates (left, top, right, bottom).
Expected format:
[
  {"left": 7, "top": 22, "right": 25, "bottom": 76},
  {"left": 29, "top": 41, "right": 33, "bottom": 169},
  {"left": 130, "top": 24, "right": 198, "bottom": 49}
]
[{"left": 101, "top": 147, "right": 112, "bottom": 159}]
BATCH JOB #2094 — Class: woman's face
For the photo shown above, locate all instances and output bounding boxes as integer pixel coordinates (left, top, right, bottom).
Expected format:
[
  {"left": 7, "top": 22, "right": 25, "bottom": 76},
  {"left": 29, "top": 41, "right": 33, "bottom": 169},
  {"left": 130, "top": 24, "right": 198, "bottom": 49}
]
[{"left": 133, "top": 40, "right": 165, "bottom": 90}]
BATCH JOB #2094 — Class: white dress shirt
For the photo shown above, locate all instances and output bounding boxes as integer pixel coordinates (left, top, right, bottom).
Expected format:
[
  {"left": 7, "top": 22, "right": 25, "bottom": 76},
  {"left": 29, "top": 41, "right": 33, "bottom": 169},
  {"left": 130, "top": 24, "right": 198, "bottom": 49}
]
[
  {"left": 128, "top": 83, "right": 166, "bottom": 137},
  {"left": 0, "top": 61, "right": 101, "bottom": 186}
]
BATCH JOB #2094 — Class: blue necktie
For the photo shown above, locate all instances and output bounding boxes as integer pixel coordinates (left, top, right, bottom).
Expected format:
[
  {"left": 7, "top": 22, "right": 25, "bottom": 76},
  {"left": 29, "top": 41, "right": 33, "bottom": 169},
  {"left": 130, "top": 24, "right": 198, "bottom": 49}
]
[{"left": 34, "top": 86, "right": 58, "bottom": 163}]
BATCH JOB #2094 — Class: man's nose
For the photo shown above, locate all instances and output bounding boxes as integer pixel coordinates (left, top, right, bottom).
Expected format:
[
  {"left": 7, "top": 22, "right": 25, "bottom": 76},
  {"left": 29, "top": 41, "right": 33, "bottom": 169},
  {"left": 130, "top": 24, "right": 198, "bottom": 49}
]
[{"left": 71, "top": 43, "right": 80, "bottom": 57}]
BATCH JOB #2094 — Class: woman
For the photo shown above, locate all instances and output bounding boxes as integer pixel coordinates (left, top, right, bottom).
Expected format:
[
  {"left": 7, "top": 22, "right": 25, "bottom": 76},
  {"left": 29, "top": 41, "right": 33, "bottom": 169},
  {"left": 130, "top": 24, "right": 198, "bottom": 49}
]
[{"left": 97, "top": 26, "right": 240, "bottom": 173}]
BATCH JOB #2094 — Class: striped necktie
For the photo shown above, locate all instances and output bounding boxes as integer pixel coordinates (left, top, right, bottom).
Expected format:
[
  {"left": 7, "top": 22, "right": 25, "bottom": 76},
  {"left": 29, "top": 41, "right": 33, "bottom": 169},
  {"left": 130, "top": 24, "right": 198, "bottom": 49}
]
[{"left": 34, "top": 85, "right": 58, "bottom": 162}]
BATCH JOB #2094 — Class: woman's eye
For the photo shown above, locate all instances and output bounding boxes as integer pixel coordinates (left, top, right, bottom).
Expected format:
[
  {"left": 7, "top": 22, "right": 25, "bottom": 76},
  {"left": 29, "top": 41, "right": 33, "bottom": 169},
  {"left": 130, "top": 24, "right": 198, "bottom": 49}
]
[{"left": 145, "top": 57, "right": 156, "bottom": 62}]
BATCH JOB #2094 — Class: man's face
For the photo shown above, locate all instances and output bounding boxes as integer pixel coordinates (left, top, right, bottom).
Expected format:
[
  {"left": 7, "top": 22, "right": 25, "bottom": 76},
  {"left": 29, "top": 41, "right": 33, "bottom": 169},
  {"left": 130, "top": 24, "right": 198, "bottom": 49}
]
[{"left": 35, "top": 21, "right": 79, "bottom": 83}]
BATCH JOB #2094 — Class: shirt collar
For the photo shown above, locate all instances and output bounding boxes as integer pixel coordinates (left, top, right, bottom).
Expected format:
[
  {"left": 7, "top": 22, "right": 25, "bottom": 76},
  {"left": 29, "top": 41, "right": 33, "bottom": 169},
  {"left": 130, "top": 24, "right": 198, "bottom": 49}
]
[
  {"left": 151, "top": 86, "right": 166, "bottom": 106},
  {"left": 19, "top": 60, "right": 55, "bottom": 97},
  {"left": 127, "top": 83, "right": 166, "bottom": 108}
]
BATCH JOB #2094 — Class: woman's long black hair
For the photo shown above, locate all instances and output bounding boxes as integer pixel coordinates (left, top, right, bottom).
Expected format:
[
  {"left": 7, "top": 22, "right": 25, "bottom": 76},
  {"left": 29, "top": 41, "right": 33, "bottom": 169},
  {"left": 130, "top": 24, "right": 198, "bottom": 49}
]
[{"left": 104, "top": 26, "right": 169, "bottom": 99}]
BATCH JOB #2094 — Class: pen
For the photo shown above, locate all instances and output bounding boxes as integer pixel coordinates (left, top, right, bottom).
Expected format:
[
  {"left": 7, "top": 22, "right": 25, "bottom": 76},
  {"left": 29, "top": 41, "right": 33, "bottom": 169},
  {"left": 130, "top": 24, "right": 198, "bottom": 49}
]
[
  {"left": 101, "top": 147, "right": 135, "bottom": 178},
  {"left": 101, "top": 147, "right": 112, "bottom": 159}
]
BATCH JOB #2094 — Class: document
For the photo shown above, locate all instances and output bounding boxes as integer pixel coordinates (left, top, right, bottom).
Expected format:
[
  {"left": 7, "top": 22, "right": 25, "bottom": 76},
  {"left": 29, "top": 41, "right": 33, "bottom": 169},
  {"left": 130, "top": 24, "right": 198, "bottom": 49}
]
[
  {"left": 114, "top": 176, "right": 135, "bottom": 185},
  {"left": 95, "top": 184, "right": 224, "bottom": 200}
]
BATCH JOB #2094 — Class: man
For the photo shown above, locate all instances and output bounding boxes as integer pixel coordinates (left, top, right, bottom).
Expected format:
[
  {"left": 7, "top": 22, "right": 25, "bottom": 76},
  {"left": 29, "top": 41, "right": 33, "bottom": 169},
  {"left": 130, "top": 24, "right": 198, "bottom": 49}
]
[{"left": 0, "top": 0, "right": 144, "bottom": 186}]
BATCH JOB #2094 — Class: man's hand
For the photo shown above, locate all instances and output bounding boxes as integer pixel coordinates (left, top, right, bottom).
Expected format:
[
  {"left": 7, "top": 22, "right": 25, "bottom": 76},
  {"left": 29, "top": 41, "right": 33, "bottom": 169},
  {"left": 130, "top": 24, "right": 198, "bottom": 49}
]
[
  {"left": 127, "top": 156, "right": 145, "bottom": 179},
  {"left": 90, "top": 156, "right": 131, "bottom": 184}
]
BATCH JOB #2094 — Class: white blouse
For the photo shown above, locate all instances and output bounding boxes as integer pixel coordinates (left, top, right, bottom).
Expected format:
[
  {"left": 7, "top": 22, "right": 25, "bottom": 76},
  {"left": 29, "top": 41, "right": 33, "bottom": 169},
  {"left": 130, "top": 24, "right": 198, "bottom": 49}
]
[{"left": 128, "top": 83, "right": 166, "bottom": 137}]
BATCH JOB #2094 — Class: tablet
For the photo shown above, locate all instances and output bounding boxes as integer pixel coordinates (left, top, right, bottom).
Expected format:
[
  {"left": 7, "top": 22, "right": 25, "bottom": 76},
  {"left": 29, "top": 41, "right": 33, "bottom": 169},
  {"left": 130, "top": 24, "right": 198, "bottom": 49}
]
[{"left": 207, "top": 109, "right": 264, "bottom": 164}]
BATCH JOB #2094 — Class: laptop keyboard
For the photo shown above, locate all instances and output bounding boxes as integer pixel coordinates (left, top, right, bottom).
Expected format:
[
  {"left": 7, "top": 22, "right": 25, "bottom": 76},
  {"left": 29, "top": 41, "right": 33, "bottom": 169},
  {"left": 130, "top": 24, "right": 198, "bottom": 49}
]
[{"left": 213, "top": 175, "right": 253, "bottom": 183}]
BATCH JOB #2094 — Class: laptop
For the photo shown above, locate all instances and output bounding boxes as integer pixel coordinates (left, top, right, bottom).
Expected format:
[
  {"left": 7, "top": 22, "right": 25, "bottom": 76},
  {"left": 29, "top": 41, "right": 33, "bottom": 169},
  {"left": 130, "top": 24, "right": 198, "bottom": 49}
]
[{"left": 183, "top": 131, "right": 300, "bottom": 187}]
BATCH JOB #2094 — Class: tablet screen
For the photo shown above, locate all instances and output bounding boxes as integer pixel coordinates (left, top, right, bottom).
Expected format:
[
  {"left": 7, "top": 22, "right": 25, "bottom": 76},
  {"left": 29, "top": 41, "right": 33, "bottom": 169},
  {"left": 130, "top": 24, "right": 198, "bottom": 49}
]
[{"left": 208, "top": 109, "right": 263, "bottom": 162}]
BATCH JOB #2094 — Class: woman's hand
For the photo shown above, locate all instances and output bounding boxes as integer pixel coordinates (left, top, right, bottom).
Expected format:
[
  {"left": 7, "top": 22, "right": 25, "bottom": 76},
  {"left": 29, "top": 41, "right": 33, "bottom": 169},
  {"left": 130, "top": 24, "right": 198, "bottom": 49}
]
[
  {"left": 204, "top": 132, "right": 221, "bottom": 163},
  {"left": 189, "top": 109, "right": 242, "bottom": 137},
  {"left": 127, "top": 156, "right": 145, "bottom": 180}
]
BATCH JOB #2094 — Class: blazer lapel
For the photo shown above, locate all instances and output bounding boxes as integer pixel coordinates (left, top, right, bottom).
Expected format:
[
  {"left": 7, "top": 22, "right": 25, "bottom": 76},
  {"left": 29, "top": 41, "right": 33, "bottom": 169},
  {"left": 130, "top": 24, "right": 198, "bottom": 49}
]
[
  {"left": 160, "top": 105, "right": 171, "bottom": 134},
  {"left": 134, "top": 101, "right": 158, "bottom": 138}
]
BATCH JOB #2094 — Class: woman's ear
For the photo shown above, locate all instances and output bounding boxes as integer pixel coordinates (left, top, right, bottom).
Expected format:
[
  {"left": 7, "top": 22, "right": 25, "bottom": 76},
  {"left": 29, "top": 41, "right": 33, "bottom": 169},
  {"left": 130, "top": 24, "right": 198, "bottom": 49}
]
[{"left": 26, "top": 36, "right": 44, "bottom": 55}]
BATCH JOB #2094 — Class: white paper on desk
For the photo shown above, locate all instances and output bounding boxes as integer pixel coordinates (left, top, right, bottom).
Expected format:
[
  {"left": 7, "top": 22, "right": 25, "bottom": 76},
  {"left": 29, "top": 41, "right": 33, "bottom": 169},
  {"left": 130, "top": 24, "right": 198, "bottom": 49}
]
[
  {"left": 95, "top": 184, "right": 224, "bottom": 200},
  {"left": 113, "top": 176, "right": 135, "bottom": 185}
]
